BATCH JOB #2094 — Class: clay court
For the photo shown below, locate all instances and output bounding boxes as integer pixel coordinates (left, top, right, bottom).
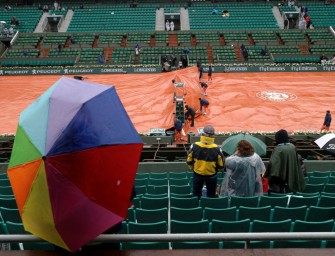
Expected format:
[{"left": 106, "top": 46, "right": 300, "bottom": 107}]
[{"left": 0, "top": 66, "right": 334, "bottom": 136}]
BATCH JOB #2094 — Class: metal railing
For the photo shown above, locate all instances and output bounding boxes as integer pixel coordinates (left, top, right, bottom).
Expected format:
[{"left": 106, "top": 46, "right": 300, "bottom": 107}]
[{"left": 1, "top": 232, "right": 335, "bottom": 244}]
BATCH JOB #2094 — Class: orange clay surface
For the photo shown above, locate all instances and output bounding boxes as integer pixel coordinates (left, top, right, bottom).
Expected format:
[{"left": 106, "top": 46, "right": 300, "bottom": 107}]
[{"left": 0, "top": 66, "right": 334, "bottom": 136}]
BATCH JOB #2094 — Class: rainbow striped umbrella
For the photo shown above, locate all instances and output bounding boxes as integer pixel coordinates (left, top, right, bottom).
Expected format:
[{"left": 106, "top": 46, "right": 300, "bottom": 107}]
[{"left": 7, "top": 77, "right": 143, "bottom": 252}]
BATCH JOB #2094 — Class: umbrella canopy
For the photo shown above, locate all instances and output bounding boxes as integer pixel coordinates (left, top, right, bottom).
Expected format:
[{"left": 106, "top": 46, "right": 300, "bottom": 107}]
[
  {"left": 221, "top": 133, "right": 267, "bottom": 156},
  {"left": 7, "top": 77, "right": 143, "bottom": 252},
  {"left": 315, "top": 133, "right": 335, "bottom": 153}
]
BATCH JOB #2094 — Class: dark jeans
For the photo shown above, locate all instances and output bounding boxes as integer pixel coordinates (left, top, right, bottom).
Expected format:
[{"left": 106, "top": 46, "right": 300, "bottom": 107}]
[{"left": 192, "top": 172, "right": 217, "bottom": 198}]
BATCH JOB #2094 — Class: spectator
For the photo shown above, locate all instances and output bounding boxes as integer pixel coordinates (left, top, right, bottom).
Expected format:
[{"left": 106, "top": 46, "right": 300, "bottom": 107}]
[
  {"left": 208, "top": 64, "right": 212, "bottom": 81},
  {"left": 58, "top": 43, "right": 63, "bottom": 52},
  {"left": 38, "top": 4, "right": 43, "bottom": 10},
  {"left": 79, "top": 3, "right": 84, "bottom": 9},
  {"left": 70, "top": 36, "right": 76, "bottom": 44},
  {"left": 130, "top": 0, "right": 138, "bottom": 8},
  {"left": 3, "top": 27, "right": 9, "bottom": 36},
  {"left": 212, "top": 8, "right": 220, "bottom": 14},
  {"left": 260, "top": 46, "right": 268, "bottom": 56},
  {"left": 98, "top": 53, "right": 105, "bottom": 64},
  {"left": 170, "top": 20, "right": 175, "bottom": 31},
  {"left": 329, "top": 54, "right": 335, "bottom": 64},
  {"left": 196, "top": 58, "right": 201, "bottom": 70},
  {"left": 320, "top": 54, "right": 328, "bottom": 65},
  {"left": 184, "top": 105, "right": 195, "bottom": 127},
  {"left": 165, "top": 20, "right": 170, "bottom": 31},
  {"left": 10, "top": 16, "right": 16, "bottom": 26},
  {"left": 284, "top": 19, "right": 289, "bottom": 29},
  {"left": 199, "top": 98, "right": 209, "bottom": 115},
  {"left": 321, "top": 110, "right": 332, "bottom": 132},
  {"left": 183, "top": 48, "right": 190, "bottom": 55},
  {"left": 178, "top": 59, "right": 183, "bottom": 69},
  {"left": 9, "top": 26, "right": 14, "bottom": 35},
  {"left": 23, "top": 49, "right": 29, "bottom": 56},
  {"left": 187, "top": 125, "right": 224, "bottom": 198},
  {"left": 4, "top": 5, "right": 12, "bottom": 10},
  {"left": 240, "top": 44, "right": 248, "bottom": 61},
  {"left": 43, "top": 5, "right": 49, "bottom": 12},
  {"left": 305, "top": 14, "right": 311, "bottom": 29},
  {"left": 298, "top": 18, "right": 306, "bottom": 29},
  {"left": 288, "top": 0, "right": 295, "bottom": 7},
  {"left": 222, "top": 10, "right": 229, "bottom": 17},
  {"left": 219, "top": 140, "right": 265, "bottom": 197},
  {"left": 134, "top": 43, "right": 141, "bottom": 55},
  {"left": 54, "top": 1, "right": 58, "bottom": 11},
  {"left": 264, "top": 129, "right": 306, "bottom": 193}
]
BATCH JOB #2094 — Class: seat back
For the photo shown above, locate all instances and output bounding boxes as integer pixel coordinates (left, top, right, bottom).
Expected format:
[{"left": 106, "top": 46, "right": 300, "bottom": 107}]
[
  {"left": 318, "top": 195, "right": 335, "bottom": 207},
  {"left": 230, "top": 196, "right": 259, "bottom": 208},
  {"left": 238, "top": 206, "right": 271, "bottom": 221},
  {"left": 171, "top": 207, "right": 203, "bottom": 222},
  {"left": 169, "top": 178, "right": 190, "bottom": 186},
  {"left": 0, "top": 207, "right": 22, "bottom": 223},
  {"left": 170, "top": 196, "right": 199, "bottom": 208},
  {"left": 251, "top": 219, "right": 292, "bottom": 232},
  {"left": 146, "top": 185, "right": 168, "bottom": 195},
  {"left": 128, "top": 221, "right": 167, "bottom": 234},
  {"left": 288, "top": 195, "right": 319, "bottom": 208},
  {"left": 259, "top": 195, "right": 288, "bottom": 207},
  {"left": 203, "top": 207, "right": 237, "bottom": 222},
  {"left": 306, "top": 206, "right": 335, "bottom": 222},
  {"left": 171, "top": 219, "right": 209, "bottom": 233},
  {"left": 272, "top": 206, "right": 307, "bottom": 221},
  {"left": 293, "top": 219, "right": 335, "bottom": 232},
  {"left": 210, "top": 219, "right": 251, "bottom": 233},
  {"left": 169, "top": 185, "right": 192, "bottom": 195},
  {"left": 140, "top": 196, "right": 168, "bottom": 210},
  {"left": 199, "top": 197, "right": 229, "bottom": 209},
  {"left": 136, "top": 207, "right": 168, "bottom": 223},
  {"left": 304, "top": 184, "right": 325, "bottom": 193}
]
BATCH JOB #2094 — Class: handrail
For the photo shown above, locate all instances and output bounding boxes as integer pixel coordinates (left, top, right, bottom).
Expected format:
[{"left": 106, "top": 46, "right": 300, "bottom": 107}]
[
  {"left": 10, "top": 31, "right": 19, "bottom": 46},
  {"left": 1, "top": 232, "right": 335, "bottom": 243}
]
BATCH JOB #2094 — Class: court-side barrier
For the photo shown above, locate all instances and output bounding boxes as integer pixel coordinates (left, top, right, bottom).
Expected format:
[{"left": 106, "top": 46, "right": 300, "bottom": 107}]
[{"left": 1, "top": 64, "right": 335, "bottom": 76}]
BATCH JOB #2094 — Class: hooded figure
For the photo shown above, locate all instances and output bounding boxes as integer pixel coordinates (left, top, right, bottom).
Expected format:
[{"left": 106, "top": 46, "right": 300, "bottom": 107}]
[
  {"left": 220, "top": 140, "right": 265, "bottom": 197},
  {"left": 264, "top": 129, "right": 306, "bottom": 193}
]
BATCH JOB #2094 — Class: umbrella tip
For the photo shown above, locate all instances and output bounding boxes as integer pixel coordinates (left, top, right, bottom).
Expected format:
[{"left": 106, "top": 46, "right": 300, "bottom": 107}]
[{"left": 42, "top": 156, "right": 46, "bottom": 160}]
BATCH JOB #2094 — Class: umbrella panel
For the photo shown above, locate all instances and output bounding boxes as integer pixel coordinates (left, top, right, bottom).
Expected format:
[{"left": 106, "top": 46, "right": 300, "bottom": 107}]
[
  {"left": 46, "top": 144, "right": 143, "bottom": 218},
  {"left": 221, "top": 134, "right": 267, "bottom": 156}
]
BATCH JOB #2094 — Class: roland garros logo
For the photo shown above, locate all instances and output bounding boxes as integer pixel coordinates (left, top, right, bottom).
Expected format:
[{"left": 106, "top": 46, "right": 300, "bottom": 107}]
[{"left": 256, "top": 91, "right": 297, "bottom": 102}]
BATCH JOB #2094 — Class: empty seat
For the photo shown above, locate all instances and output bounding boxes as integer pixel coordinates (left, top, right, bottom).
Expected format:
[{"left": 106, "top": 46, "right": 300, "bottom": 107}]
[
  {"left": 171, "top": 207, "right": 203, "bottom": 222},
  {"left": 170, "top": 196, "right": 199, "bottom": 209},
  {"left": 203, "top": 207, "right": 237, "bottom": 222},
  {"left": 238, "top": 206, "right": 271, "bottom": 221},
  {"left": 230, "top": 196, "right": 259, "bottom": 208},
  {"left": 272, "top": 206, "right": 307, "bottom": 222},
  {"left": 135, "top": 207, "right": 168, "bottom": 223},
  {"left": 199, "top": 197, "right": 229, "bottom": 209},
  {"left": 121, "top": 221, "right": 169, "bottom": 250}
]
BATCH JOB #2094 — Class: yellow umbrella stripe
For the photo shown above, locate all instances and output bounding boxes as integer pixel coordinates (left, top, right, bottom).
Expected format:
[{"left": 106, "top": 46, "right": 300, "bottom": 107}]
[{"left": 22, "top": 162, "right": 68, "bottom": 250}]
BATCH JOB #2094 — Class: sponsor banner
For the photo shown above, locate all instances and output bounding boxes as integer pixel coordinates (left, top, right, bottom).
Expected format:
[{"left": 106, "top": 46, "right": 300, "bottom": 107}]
[{"left": 0, "top": 65, "right": 334, "bottom": 76}]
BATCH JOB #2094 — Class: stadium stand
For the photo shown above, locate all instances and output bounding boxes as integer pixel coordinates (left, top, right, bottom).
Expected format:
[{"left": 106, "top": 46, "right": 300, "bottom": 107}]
[{"left": 1, "top": 1, "right": 335, "bottom": 253}]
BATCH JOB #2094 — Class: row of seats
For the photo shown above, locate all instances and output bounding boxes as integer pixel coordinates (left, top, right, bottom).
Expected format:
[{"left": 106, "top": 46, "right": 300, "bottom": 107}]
[
  {"left": 120, "top": 219, "right": 335, "bottom": 249},
  {"left": 131, "top": 194, "right": 335, "bottom": 210},
  {"left": 126, "top": 205, "right": 335, "bottom": 223}
]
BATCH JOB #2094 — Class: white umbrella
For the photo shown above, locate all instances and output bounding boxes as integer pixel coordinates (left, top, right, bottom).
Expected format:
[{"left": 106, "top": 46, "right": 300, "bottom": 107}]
[{"left": 315, "top": 134, "right": 335, "bottom": 153}]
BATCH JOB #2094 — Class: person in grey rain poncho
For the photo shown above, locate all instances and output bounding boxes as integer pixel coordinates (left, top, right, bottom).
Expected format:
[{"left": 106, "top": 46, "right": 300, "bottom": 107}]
[{"left": 220, "top": 140, "right": 265, "bottom": 197}]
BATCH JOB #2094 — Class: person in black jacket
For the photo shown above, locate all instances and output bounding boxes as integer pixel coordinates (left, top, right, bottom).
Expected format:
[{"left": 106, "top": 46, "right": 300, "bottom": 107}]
[{"left": 185, "top": 105, "right": 195, "bottom": 127}]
